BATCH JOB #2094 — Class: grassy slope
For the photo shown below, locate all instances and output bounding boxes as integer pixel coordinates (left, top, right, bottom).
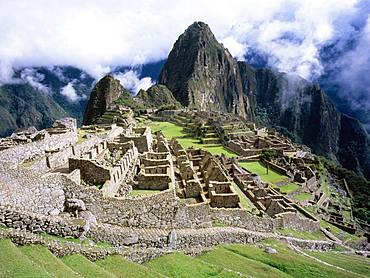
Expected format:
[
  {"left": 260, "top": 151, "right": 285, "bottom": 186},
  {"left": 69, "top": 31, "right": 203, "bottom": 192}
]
[
  {"left": 224, "top": 241, "right": 361, "bottom": 278},
  {"left": 232, "top": 182, "right": 256, "bottom": 211},
  {"left": 277, "top": 227, "right": 327, "bottom": 240},
  {"left": 0, "top": 239, "right": 52, "bottom": 278},
  {"left": 96, "top": 255, "right": 162, "bottom": 278},
  {"left": 148, "top": 121, "right": 237, "bottom": 157},
  {"left": 129, "top": 189, "right": 161, "bottom": 197},
  {"left": 19, "top": 245, "right": 79, "bottom": 278},
  {"left": 306, "top": 251, "right": 370, "bottom": 276},
  {"left": 198, "top": 246, "right": 292, "bottom": 278},
  {"left": 61, "top": 254, "right": 117, "bottom": 278},
  {"left": 145, "top": 252, "right": 240, "bottom": 278}
]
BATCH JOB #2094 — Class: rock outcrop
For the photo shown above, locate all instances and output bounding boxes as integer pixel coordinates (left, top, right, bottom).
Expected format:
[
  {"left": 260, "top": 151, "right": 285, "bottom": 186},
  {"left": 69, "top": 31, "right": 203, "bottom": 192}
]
[
  {"left": 83, "top": 75, "right": 124, "bottom": 125},
  {"left": 136, "top": 84, "right": 182, "bottom": 109},
  {"left": 158, "top": 22, "right": 249, "bottom": 118}
]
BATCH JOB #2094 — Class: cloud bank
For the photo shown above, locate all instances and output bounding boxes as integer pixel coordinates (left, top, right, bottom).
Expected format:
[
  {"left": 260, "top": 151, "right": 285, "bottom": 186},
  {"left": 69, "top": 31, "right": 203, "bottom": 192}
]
[{"left": 0, "top": 0, "right": 369, "bottom": 118}]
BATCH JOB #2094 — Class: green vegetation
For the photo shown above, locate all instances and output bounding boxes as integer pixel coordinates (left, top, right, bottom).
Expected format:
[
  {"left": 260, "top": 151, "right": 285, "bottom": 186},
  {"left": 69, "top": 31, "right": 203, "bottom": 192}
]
[
  {"left": 320, "top": 220, "right": 364, "bottom": 245},
  {"left": 147, "top": 121, "right": 237, "bottom": 157},
  {"left": 261, "top": 148, "right": 280, "bottom": 161},
  {"left": 274, "top": 183, "right": 301, "bottom": 194},
  {"left": 294, "top": 192, "right": 312, "bottom": 202},
  {"left": 96, "top": 255, "right": 161, "bottom": 278},
  {"left": 19, "top": 245, "right": 78, "bottom": 278},
  {"left": 145, "top": 252, "right": 239, "bottom": 278},
  {"left": 232, "top": 182, "right": 256, "bottom": 211},
  {"left": 238, "top": 161, "right": 287, "bottom": 184},
  {"left": 77, "top": 128, "right": 88, "bottom": 143},
  {"left": 224, "top": 240, "right": 361, "bottom": 278},
  {"left": 306, "top": 251, "right": 370, "bottom": 276},
  {"left": 61, "top": 254, "right": 116, "bottom": 278},
  {"left": 0, "top": 239, "right": 52, "bottom": 277},
  {"left": 198, "top": 246, "right": 291, "bottom": 278},
  {"left": 277, "top": 227, "right": 327, "bottom": 240},
  {"left": 129, "top": 189, "right": 161, "bottom": 197}
]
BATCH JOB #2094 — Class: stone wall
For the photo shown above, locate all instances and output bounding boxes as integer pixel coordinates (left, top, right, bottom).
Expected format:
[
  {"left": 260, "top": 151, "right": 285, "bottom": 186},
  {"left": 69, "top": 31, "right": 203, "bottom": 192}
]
[
  {"left": 0, "top": 205, "right": 83, "bottom": 237},
  {"left": 0, "top": 131, "right": 77, "bottom": 168},
  {"left": 210, "top": 208, "right": 276, "bottom": 232}
]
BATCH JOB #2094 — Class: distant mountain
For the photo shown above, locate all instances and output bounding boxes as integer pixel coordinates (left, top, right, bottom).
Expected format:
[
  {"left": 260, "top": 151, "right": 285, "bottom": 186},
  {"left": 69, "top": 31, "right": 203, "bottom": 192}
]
[
  {"left": 158, "top": 21, "right": 370, "bottom": 179},
  {"left": 0, "top": 83, "right": 68, "bottom": 136}
]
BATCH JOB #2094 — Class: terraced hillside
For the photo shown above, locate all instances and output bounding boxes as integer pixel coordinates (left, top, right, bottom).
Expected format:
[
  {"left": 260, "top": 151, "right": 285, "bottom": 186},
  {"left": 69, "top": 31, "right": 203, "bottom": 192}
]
[{"left": 0, "top": 238, "right": 368, "bottom": 277}]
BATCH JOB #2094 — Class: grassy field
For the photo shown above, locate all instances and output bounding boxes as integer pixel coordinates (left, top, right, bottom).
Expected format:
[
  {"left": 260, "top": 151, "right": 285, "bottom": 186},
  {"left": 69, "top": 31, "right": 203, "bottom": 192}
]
[
  {"left": 19, "top": 245, "right": 78, "bottom": 278},
  {"left": 96, "top": 255, "right": 161, "bottom": 278},
  {"left": 274, "top": 183, "right": 301, "bottom": 194},
  {"left": 1, "top": 238, "right": 369, "bottom": 277},
  {"left": 147, "top": 121, "right": 237, "bottom": 157},
  {"left": 277, "top": 227, "right": 327, "bottom": 240},
  {"left": 238, "top": 161, "right": 288, "bottom": 184},
  {"left": 198, "top": 246, "right": 291, "bottom": 278},
  {"left": 61, "top": 254, "right": 117, "bottom": 277},
  {"left": 0, "top": 239, "right": 52, "bottom": 278},
  {"left": 305, "top": 251, "right": 370, "bottom": 276},
  {"left": 224, "top": 240, "right": 362, "bottom": 278},
  {"left": 145, "top": 252, "right": 239, "bottom": 278},
  {"left": 294, "top": 192, "right": 312, "bottom": 201}
]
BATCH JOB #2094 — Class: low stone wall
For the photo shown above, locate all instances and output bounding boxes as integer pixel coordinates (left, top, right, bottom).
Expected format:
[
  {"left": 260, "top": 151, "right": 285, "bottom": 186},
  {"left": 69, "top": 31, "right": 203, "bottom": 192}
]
[
  {"left": 0, "top": 205, "right": 83, "bottom": 237},
  {"left": 210, "top": 208, "right": 276, "bottom": 232},
  {"left": 0, "top": 131, "right": 77, "bottom": 168},
  {"left": 276, "top": 212, "right": 320, "bottom": 232}
]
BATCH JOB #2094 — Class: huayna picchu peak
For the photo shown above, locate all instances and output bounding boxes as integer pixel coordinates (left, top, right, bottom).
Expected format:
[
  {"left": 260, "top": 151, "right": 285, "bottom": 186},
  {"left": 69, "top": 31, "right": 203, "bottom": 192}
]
[{"left": 0, "top": 17, "right": 369, "bottom": 277}]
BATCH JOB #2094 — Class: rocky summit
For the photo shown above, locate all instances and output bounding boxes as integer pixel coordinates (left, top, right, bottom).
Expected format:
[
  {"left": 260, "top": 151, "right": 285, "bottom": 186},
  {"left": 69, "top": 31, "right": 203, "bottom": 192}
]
[{"left": 0, "top": 21, "right": 369, "bottom": 278}]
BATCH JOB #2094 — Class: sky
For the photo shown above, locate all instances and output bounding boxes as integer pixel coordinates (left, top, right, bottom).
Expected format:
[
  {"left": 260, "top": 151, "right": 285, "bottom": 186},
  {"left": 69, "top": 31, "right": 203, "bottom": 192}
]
[{"left": 0, "top": 0, "right": 369, "bottom": 119}]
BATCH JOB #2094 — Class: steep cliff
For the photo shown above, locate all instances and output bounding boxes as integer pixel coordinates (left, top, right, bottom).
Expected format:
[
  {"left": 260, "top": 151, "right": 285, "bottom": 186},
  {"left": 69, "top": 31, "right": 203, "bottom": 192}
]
[
  {"left": 83, "top": 74, "right": 125, "bottom": 125},
  {"left": 158, "top": 22, "right": 249, "bottom": 118}
]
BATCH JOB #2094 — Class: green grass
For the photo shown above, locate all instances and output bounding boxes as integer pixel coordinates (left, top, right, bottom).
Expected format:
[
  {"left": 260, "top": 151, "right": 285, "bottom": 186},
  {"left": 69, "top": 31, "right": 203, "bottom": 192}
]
[
  {"left": 145, "top": 252, "right": 240, "bottom": 278},
  {"left": 19, "top": 245, "right": 78, "bottom": 277},
  {"left": 232, "top": 182, "right": 256, "bottom": 211},
  {"left": 320, "top": 220, "right": 364, "bottom": 244},
  {"left": 294, "top": 192, "right": 312, "bottom": 201},
  {"left": 147, "top": 121, "right": 237, "bottom": 157},
  {"left": 306, "top": 251, "right": 370, "bottom": 276},
  {"left": 96, "top": 255, "right": 162, "bottom": 278},
  {"left": 129, "top": 189, "right": 161, "bottom": 197},
  {"left": 198, "top": 246, "right": 292, "bottom": 278},
  {"left": 277, "top": 227, "right": 327, "bottom": 240},
  {"left": 239, "top": 161, "right": 288, "bottom": 184},
  {"left": 224, "top": 240, "right": 361, "bottom": 278},
  {"left": 274, "top": 183, "right": 301, "bottom": 194},
  {"left": 61, "top": 254, "right": 117, "bottom": 278},
  {"left": 0, "top": 239, "right": 52, "bottom": 277}
]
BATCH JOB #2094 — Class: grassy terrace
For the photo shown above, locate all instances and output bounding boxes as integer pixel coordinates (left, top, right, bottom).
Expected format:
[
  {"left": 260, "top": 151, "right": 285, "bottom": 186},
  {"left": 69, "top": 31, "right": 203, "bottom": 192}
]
[
  {"left": 146, "top": 120, "right": 237, "bottom": 157},
  {"left": 238, "top": 161, "right": 287, "bottom": 184},
  {"left": 277, "top": 227, "right": 327, "bottom": 240},
  {"left": 1, "top": 238, "right": 368, "bottom": 277},
  {"left": 232, "top": 182, "right": 256, "bottom": 212}
]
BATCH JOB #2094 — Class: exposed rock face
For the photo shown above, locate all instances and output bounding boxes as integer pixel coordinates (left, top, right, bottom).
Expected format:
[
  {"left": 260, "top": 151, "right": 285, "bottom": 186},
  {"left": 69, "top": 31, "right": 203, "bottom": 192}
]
[
  {"left": 158, "top": 22, "right": 249, "bottom": 118},
  {"left": 157, "top": 21, "right": 370, "bottom": 178},
  {"left": 136, "top": 84, "right": 182, "bottom": 108},
  {"left": 83, "top": 75, "right": 124, "bottom": 125},
  {"left": 237, "top": 64, "right": 370, "bottom": 178}
]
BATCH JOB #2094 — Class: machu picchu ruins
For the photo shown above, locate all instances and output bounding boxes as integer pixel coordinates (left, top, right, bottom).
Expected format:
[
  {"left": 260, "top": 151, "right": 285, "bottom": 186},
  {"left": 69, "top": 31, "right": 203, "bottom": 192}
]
[{"left": 0, "top": 15, "right": 370, "bottom": 277}]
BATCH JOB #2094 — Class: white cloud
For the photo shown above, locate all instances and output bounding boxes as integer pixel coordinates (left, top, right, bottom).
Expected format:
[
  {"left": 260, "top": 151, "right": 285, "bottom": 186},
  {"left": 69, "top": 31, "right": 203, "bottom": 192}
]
[
  {"left": 19, "top": 68, "right": 49, "bottom": 94},
  {"left": 114, "top": 70, "right": 154, "bottom": 94},
  {"left": 0, "top": 0, "right": 366, "bottom": 82},
  {"left": 60, "top": 82, "right": 85, "bottom": 102}
]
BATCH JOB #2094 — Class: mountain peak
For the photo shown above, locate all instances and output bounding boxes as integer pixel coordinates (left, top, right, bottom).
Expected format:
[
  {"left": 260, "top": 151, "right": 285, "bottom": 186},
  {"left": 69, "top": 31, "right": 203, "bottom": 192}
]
[{"left": 158, "top": 22, "right": 248, "bottom": 117}]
